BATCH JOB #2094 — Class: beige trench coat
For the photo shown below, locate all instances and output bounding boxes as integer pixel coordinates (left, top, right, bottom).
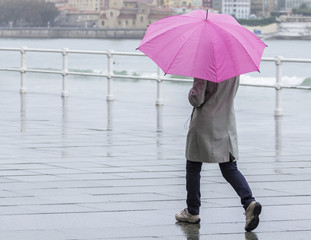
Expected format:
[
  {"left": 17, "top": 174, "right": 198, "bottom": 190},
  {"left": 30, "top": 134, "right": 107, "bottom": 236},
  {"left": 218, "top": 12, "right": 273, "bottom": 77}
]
[{"left": 185, "top": 76, "right": 239, "bottom": 163}]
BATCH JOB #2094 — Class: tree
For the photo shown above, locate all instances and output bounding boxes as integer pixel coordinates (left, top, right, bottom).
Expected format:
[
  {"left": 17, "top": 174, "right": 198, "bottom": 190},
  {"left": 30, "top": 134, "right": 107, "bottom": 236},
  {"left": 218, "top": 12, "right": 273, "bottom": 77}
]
[
  {"left": 292, "top": 3, "right": 311, "bottom": 16},
  {"left": 235, "top": 16, "right": 277, "bottom": 26},
  {"left": 0, "top": 0, "right": 59, "bottom": 27}
]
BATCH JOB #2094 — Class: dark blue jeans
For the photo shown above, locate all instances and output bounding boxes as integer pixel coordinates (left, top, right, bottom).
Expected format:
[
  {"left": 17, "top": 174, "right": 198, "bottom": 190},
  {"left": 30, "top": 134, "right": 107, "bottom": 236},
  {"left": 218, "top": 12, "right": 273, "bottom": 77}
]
[{"left": 186, "top": 160, "right": 255, "bottom": 215}]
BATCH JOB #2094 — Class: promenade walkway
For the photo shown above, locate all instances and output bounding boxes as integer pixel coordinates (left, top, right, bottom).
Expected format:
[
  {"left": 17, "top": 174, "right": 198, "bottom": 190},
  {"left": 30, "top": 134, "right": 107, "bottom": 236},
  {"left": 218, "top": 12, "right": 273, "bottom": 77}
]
[{"left": 0, "top": 75, "right": 311, "bottom": 239}]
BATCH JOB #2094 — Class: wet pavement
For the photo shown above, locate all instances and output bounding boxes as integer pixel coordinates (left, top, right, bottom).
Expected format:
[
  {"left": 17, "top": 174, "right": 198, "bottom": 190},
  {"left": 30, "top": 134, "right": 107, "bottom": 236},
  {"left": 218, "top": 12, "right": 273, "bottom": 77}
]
[{"left": 1, "top": 76, "right": 311, "bottom": 239}]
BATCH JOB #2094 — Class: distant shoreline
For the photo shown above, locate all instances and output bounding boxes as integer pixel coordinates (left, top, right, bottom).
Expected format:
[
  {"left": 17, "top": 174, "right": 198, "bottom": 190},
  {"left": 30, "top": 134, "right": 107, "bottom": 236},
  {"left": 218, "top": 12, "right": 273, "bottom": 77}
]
[
  {"left": 0, "top": 27, "right": 146, "bottom": 39},
  {"left": 0, "top": 27, "right": 310, "bottom": 40}
]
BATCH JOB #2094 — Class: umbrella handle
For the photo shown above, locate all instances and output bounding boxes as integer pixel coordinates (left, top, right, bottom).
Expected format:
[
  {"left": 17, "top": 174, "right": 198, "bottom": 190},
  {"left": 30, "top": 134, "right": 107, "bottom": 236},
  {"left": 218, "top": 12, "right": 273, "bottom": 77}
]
[{"left": 206, "top": 10, "right": 208, "bottom": 20}]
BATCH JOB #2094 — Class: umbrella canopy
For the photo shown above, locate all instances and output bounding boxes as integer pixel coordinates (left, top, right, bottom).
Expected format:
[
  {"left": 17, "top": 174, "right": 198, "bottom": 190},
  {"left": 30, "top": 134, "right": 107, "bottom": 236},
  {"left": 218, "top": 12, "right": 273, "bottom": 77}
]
[{"left": 137, "top": 10, "right": 267, "bottom": 83}]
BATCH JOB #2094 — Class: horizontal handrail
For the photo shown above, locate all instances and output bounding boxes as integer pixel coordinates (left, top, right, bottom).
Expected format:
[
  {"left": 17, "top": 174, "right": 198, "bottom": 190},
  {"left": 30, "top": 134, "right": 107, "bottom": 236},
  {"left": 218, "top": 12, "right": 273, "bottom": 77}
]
[
  {"left": 0, "top": 67, "right": 20, "bottom": 72},
  {"left": 67, "top": 49, "right": 109, "bottom": 55},
  {"left": 1, "top": 46, "right": 311, "bottom": 63},
  {"left": 0, "top": 47, "right": 21, "bottom": 52},
  {"left": 282, "top": 58, "right": 311, "bottom": 63}
]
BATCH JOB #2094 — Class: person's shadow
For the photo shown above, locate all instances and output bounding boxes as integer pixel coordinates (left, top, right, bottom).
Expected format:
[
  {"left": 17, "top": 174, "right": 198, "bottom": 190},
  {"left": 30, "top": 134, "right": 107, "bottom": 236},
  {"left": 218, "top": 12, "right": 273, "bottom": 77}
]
[
  {"left": 176, "top": 222, "right": 259, "bottom": 240},
  {"left": 175, "top": 222, "right": 200, "bottom": 240}
]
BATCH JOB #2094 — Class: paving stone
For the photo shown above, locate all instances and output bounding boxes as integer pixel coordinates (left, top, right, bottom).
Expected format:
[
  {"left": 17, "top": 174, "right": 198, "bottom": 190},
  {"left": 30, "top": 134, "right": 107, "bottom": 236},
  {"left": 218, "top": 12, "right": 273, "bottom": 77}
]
[{"left": 0, "top": 78, "right": 311, "bottom": 239}]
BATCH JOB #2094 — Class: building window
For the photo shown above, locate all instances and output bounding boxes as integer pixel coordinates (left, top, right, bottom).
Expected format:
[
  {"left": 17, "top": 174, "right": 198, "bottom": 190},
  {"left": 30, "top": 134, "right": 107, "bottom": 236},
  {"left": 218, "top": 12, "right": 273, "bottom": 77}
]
[
  {"left": 140, "top": 16, "right": 143, "bottom": 22},
  {"left": 110, "top": 12, "right": 113, "bottom": 17},
  {"left": 102, "top": 21, "right": 105, "bottom": 26},
  {"left": 118, "top": 20, "right": 121, "bottom": 25},
  {"left": 133, "top": 20, "right": 136, "bottom": 25},
  {"left": 125, "top": 20, "right": 128, "bottom": 25}
]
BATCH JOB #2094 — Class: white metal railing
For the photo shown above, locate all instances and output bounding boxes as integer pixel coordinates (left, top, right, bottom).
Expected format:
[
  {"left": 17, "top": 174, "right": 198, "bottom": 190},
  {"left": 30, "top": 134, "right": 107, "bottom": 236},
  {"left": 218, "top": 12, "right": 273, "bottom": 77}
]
[{"left": 0, "top": 47, "right": 311, "bottom": 117}]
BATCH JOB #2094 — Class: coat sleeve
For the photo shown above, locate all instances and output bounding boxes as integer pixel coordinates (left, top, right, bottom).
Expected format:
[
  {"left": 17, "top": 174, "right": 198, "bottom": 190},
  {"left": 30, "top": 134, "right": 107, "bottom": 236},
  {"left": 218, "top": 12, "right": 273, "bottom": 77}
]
[{"left": 188, "top": 78, "right": 207, "bottom": 107}]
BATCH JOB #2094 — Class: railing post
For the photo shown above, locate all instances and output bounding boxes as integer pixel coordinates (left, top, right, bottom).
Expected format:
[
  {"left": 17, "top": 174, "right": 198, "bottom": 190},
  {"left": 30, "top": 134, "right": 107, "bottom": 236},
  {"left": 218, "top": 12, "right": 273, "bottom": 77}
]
[
  {"left": 156, "top": 66, "right": 164, "bottom": 106},
  {"left": 20, "top": 47, "right": 27, "bottom": 94},
  {"left": 274, "top": 56, "right": 283, "bottom": 117},
  {"left": 106, "top": 50, "right": 114, "bottom": 101},
  {"left": 61, "top": 48, "right": 69, "bottom": 97}
]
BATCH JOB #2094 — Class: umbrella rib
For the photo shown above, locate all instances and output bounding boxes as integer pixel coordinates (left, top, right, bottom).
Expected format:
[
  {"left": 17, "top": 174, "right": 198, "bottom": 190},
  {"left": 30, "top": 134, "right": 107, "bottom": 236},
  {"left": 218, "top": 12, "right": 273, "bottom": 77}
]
[
  {"left": 164, "top": 22, "right": 205, "bottom": 75},
  {"left": 209, "top": 22, "right": 263, "bottom": 72},
  {"left": 138, "top": 19, "right": 200, "bottom": 50},
  {"left": 206, "top": 24, "right": 218, "bottom": 81},
  {"left": 191, "top": 22, "right": 218, "bottom": 81}
]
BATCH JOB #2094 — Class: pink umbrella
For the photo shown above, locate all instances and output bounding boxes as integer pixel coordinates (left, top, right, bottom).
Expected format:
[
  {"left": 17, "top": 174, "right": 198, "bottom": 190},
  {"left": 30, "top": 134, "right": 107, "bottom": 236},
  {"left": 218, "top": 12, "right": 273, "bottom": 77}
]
[{"left": 137, "top": 10, "right": 267, "bottom": 83}]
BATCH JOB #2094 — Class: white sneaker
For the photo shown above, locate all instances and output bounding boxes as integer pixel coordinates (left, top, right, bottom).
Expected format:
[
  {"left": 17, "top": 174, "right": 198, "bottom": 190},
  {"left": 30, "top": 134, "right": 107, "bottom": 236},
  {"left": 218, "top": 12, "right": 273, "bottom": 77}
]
[
  {"left": 244, "top": 201, "right": 262, "bottom": 232},
  {"left": 175, "top": 208, "right": 200, "bottom": 224}
]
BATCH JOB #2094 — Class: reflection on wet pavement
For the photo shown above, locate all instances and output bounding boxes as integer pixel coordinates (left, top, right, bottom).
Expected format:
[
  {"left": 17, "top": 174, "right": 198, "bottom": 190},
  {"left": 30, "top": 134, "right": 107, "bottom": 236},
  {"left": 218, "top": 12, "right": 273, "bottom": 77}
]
[
  {"left": 1, "top": 80, "right": 311, "bottom": 239},
  {"left": 245, "top": 232, "right": 259, "bottom": 240},
  {"left": 176, "top": 222, "right": 200, "bottom": 240}
]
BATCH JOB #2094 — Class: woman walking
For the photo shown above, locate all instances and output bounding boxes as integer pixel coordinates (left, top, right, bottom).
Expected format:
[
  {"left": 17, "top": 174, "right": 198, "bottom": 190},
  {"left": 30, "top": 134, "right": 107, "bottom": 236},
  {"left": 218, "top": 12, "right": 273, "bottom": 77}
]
[{"left": 175, "top": 77, "right": 262, "bottom": 232}]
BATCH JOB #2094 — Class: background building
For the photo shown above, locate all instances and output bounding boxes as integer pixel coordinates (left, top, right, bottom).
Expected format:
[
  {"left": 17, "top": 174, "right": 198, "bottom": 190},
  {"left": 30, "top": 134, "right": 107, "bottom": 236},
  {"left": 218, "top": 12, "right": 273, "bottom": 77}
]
[
  {"left": 169, "top": 0, "right": 193, "bottom": 7},
  {"left": 285, "top": 0, "right": 304, "bottom": 10},
  {"left": 251, "top": 0, "right": 275, "bottom": 17},
  {"left": 276, "top": 0, "right": 311, "bottom": 11},
  {"left": 222, "top": 0, "right": 251, "bottom": 18},
  {"left": 68, "top": 0, "right": 106, "bottom": 11},
  {"left": 99, "top": 1, "right": 173, "bottom": 28},
  {"left": 47, "top": 0, "right": 311, "bottom": 28},
  {"left": 193, "top": 0, "right": 204, "bottom": 7},
  {"left": 202, "top": 0, "right": 213, "bottom": 7},
  {"left": 251, "top": 0, "right": 264, "bottom": 16},
  {"left": 264, "top": 0, "right": 275, "bottom": 14},
  {"left": 212, "top": 0, "right": 250, "bottom": 18},
  {"left": 212, "top": 0, "right": 222, "bottom": 12},
  {"left": 157, "top": 0, "right": 170, "bottom": 7}
]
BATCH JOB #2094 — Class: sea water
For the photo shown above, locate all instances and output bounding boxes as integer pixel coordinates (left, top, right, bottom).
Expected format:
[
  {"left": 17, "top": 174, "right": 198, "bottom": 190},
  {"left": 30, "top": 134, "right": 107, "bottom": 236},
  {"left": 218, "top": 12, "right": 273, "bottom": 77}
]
[{"left": 0, "top": 38, "right": 310, "bottom": 89}]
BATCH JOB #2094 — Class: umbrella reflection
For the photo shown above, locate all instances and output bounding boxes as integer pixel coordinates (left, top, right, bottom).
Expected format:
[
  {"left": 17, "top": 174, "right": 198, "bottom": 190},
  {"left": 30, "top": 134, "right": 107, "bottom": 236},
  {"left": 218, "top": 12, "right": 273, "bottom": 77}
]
[{"left": 175, "top": 222, "right": 200, "bottom": 240}]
